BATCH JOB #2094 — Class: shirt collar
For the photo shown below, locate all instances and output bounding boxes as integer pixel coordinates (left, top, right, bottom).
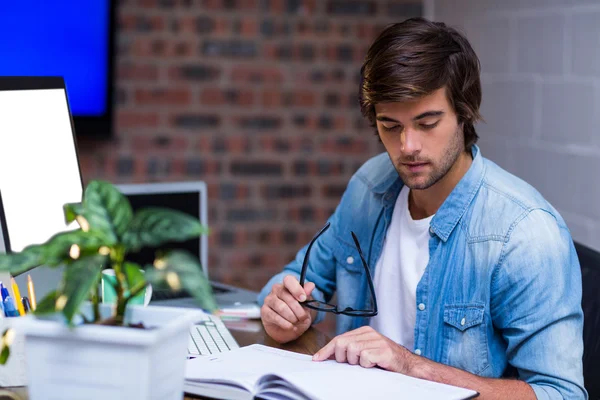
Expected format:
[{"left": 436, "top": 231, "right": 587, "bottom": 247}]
[{"left": 429, "top": 145, "right": 485, "bottom": 242}]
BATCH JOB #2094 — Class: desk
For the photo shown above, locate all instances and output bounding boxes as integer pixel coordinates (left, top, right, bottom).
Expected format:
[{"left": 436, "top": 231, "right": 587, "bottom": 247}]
[{"left": 1, "top": 320, "right": 331, "bottom": 400}]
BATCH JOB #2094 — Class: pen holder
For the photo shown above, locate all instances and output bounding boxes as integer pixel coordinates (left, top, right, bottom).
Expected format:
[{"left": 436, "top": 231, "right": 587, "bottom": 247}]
[{"left": 0, "top": 318, "right": 27, "bottom": 387}]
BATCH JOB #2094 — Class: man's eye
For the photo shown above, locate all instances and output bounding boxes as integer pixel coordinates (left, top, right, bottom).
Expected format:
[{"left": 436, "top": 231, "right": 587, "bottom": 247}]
[
  {"left": 421, "top": 121, "right": 440, "bottom": 130},
  {"left": 382, "top": 125, "right": 401, "bottom": 132}
]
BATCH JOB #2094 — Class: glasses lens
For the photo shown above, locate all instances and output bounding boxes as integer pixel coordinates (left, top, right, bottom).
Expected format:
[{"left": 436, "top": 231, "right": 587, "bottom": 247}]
[{"left": 305, "top": 300, "right": 337, "bottom": 312}]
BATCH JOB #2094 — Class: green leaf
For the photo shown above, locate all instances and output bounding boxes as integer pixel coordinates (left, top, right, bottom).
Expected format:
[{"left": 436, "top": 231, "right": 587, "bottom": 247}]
[
  {"left": 0, "top": 329, "right": 10, "bottom": 365},
  {"left": 42, "top": 229, "right": 107, "bottom": 266},
  {"left": 146, "top": 250, "right": 217, "bottom": 312},
  {"left": 62, "top": 255, "right": 106, "bottom": 324},
  {"left": 34, "top": 290, "right": 60, "bottom": 315},
  {"left": 64, "top": 202, "right": 84, "bottom": 224},
  {"left": 123, "top": 208, "right": 209, "bottom": 251},
  {"left": 82, "top": 180, "right": 133, "bottom": 244},
  {"left": 123, "top": 262, "right": 145, "bottom": 292},
  {"left": 0, "top": 228, "right": 109, "bottom": 276},
  {"left": 0, "top": 244, "right": 46, "bottom": 274}
]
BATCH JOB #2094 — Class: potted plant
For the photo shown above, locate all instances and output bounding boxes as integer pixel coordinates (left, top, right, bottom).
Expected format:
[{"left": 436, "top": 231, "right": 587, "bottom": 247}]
[{"left": 0, "top": 180, "right": 216, "bottom": 400}]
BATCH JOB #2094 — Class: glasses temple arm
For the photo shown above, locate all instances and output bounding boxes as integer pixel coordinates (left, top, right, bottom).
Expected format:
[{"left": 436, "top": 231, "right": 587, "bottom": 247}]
[
  {"left": 351, "top": 231, "right": 378, "bottom": 314},
  {"left": 299, "top": 222, "right": 331, "bottom": 286}
]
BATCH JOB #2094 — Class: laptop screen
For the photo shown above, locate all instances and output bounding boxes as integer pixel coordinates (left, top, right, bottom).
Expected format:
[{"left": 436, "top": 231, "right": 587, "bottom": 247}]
[
  {"left": 118, "top": 184, "right": 208, "bottom": 277},
  {"left": 0, "top": 77, "right": 83, "bottom": 253}
]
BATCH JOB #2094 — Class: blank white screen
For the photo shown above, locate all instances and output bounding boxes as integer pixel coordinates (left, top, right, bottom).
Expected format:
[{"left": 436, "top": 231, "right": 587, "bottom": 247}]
[{"left": 0, "top": 88, "right": 82, "bottom": 252}]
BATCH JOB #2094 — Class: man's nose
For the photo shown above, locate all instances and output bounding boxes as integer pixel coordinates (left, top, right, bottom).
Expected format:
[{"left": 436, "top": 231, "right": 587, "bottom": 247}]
[{"left": 401, "top": 128, "right": 422, "bottom": 155}]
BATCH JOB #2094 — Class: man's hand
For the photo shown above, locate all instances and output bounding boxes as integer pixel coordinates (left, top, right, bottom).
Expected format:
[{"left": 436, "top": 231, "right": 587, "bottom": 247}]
[
  {"left": 313, "top": 326, "right": 537, "bottom": 400},
  {"left": 261, "top": 275, "right": 317, "bottom": 343},
  {"left": 312, "top": 326, "right": 416, "bottom": 374}
]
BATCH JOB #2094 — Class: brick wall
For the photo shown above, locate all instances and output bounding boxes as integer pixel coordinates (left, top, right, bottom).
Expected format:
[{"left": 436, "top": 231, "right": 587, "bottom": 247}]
[
  {"left": 77, "top": 0, "right": 423, "bottom": 294},
  {"left": 433, "top": 0, "right": 600, "bottom": 251}
]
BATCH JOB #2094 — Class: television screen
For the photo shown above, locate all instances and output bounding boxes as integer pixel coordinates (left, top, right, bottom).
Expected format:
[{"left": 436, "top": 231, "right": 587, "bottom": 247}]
[{"left": 0, "top": 2, "right": 115, "bottom": 138}]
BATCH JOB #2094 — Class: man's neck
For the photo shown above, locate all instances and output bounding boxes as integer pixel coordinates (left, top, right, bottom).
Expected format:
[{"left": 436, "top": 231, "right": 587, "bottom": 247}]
[{"left": 409, "top": 151, "right": 473, "bottom": 220}]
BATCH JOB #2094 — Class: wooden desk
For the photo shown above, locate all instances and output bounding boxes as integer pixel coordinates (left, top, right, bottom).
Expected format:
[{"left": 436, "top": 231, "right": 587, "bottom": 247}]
[{"left": 1, "top": 320, "right": 330, "bottom": 400}]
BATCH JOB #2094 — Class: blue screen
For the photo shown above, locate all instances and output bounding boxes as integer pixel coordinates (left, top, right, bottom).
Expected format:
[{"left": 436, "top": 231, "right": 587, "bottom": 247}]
[{"left": 0, "top": 3, "right": 110, "bottom": 116}]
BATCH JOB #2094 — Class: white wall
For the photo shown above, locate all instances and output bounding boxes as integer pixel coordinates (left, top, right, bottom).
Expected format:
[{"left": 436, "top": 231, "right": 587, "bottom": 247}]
[{"left": 433, "top": 0, "right": 600, "bottom": 250}]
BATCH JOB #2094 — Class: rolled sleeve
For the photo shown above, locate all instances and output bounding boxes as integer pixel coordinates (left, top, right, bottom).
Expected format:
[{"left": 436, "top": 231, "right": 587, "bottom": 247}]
[{"left": 491, "top": 209, "right": 587, "bottom": 399}]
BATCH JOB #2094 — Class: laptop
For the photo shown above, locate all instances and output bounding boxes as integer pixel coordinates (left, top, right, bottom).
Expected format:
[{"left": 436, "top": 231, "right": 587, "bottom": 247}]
[{"left": 115, "top": 181, "right": 258, "bottom": 308}]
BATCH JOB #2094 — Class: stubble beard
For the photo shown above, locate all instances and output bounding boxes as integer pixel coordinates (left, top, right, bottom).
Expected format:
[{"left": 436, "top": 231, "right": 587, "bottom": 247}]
[{"left": 395, "top": 126, "right": 464, "bottom": 190}]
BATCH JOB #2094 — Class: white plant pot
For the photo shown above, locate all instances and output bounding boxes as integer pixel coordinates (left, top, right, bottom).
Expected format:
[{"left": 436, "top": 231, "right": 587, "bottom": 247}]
[{"left": 17, "top": 304, "right": 204, "bottom": 400}]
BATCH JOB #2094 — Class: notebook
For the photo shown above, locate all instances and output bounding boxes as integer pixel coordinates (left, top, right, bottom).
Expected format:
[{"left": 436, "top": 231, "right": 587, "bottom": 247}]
[{"left": 184, "top": 345, "right": 479, "bottom": 400}]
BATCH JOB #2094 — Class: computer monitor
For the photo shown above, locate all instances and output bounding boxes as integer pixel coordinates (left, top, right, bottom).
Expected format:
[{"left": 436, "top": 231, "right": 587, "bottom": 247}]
[
  {"left": 0, "top": 2, "right": 117, "bottom": 138},
  {"left": 0, "top": 77, "right": 84, "bottom": 297},
  {"left": 116, "top": 182, "right": 209, "bottom": 277}
]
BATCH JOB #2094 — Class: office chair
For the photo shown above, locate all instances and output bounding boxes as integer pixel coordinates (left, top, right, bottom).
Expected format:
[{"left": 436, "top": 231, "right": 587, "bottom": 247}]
[{"left": 574, "top": 241, "right": 600, "bottom": 400}]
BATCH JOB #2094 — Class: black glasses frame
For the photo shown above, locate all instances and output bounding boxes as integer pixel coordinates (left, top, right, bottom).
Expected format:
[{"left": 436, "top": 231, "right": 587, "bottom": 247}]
[{"left": 299, "top": 222, "right": 378, "bottom": 317}]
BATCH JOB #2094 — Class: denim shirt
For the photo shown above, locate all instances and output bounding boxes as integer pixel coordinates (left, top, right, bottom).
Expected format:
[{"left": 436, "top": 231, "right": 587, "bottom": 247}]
[{"left": 258, "top": 145, "right": 586, "bottom": 399}]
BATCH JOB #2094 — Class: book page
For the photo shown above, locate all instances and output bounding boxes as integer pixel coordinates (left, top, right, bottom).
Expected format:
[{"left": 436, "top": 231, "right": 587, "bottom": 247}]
[
  {"left": 185, "top": 345, "right": 312, "bottom": 395},
  {"left": 186, "top": 345, "right": 477, "bottom": 400}
]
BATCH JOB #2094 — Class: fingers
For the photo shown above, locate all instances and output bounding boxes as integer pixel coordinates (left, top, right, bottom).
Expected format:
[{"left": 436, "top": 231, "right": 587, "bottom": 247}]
[
  {"left": 283, "top": 275, "right": 307, "bottom": 302},
  {"left": 346, "top": 340, "right": 371, "bottom": 365},
  {"left": 261, "top": 303, "right": 295, "bottom": 331},
  {"left": 279, "top": 289, "right": 310, "bottom": 321},
  {"left": 312, "top": 327, "right": 381, "bottom": 363},
  {"left": 358, "top": 349, "right": 379, "bottom": 368},
  {"left": 303, "top": 281, "right": 315, "bottom": 297}
]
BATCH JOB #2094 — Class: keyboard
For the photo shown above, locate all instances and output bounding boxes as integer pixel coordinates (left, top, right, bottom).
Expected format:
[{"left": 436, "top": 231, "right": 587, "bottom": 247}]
[{"left": 188, "top": 312, "right": 239, "bottom": 357}]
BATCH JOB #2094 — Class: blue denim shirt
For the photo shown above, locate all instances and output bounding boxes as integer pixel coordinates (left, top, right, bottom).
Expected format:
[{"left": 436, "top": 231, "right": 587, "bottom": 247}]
[{"left": 258, "top": 145, "right": 586, "bottom": 399}]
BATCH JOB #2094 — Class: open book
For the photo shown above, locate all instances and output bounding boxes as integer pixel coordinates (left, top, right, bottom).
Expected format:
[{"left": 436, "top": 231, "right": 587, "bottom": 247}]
[{"left": 185, "top": 345, "right": 479, "bottom": 400}]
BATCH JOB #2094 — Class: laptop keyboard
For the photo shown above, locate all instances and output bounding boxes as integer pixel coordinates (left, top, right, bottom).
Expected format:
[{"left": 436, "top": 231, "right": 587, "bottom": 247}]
[{"left": 188, "top": 312, "right": 239, "bottom": 356}]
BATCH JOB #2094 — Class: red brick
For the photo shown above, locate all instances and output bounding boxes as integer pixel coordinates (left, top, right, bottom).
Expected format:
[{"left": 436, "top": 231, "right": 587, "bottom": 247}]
[
  {"left": 201, "top": 88, "right": 226, "bottom": 106},
  {"left": 261, "top": 90, "right": 282, "bottom": 107},
  {"left": 231, "top": 66, "right": 284, "bottom": 83},
  {"left": 239, "top": 18, "right": 258, "bottom": 36},
  {"left": 117, "top": 111, "right": 160, "bottom": 128},
  {"left": 293, "top": 91, "right": 316, "bottom": 107},
  {"left": 135, "top": 88, "right": 192, "bottom": 105},
  {"left": 320, "top": 137, "right": 369, "bottom": 154},
  {"left": 118, "top": 64, "right": 159, "bottom": 81}
]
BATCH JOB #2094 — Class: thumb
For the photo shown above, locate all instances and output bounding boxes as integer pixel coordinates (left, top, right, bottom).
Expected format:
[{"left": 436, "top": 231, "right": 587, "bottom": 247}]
[{"left": 303, "top": 281, "right": 315, "bottom": 297}]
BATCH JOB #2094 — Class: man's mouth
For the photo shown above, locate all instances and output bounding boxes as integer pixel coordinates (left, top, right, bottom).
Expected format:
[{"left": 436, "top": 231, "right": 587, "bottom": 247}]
[{"left": 402, "top": 162, "right": 429, "bottom": 172}]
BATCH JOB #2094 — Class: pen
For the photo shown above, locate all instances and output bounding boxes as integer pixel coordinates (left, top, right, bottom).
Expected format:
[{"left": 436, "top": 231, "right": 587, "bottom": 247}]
[
  {"left": 27, "top": 275, "right": 37, "bottom": 311},
  {"left": 1, "top": 287, "right": 19, "bottom": 317},
  {"left": 0, "top": 282, "right": 7, "bottom": 302},
  {"left": 11, "top": 278, "right": 26, "bottom": 316},
  {"left": 22, "top": 297, "right": 31, "bottom": 313}
]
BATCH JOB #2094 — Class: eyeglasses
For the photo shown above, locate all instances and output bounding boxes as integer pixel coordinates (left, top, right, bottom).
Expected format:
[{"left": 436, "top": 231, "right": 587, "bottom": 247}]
[{"left": 299, "top": 222, "right": 378, "bottom": 317}]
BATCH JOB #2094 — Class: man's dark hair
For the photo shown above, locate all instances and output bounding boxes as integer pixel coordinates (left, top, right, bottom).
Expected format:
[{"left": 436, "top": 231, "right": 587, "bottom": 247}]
[{"left": 360, "top": 18, "right": 482, "bottom": 151}]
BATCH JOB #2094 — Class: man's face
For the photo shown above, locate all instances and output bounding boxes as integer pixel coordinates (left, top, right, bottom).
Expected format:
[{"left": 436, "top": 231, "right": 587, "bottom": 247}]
[{"left": 374, "top": 87, "right": 465, "bottom": 190}]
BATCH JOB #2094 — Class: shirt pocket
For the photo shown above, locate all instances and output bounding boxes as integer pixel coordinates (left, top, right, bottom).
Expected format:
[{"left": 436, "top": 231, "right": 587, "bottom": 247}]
[{"left": 442, "top": 304, "right": 490, "bottom": 375}]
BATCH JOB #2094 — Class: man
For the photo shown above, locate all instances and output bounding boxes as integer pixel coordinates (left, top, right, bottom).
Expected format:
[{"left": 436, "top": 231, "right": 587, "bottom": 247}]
[{"left": 258, "top": 18, "right": 586, "bottom": 399}]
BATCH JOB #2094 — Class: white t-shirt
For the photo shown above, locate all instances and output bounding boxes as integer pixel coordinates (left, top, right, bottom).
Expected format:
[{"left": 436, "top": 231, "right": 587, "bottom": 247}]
[{"left": 369, "top": 185, "right": 434, "bottom": 350}]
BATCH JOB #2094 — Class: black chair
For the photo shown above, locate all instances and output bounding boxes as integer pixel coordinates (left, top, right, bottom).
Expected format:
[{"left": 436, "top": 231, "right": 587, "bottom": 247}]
[{"left": 574, "top": 241, "right": 600, "bottom": 400}]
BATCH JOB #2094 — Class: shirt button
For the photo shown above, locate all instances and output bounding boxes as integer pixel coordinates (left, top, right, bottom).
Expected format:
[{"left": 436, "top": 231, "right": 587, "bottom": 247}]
[
  {"left": 346, "top": 256, "right": 354, "bottom": 264},
  {"left": 415, "top": 349, "right": 422, "bottom": 356},
  {"left": 418, "top": 303, "right": 425, "bottom": 311},
  {"left": 461, "top": 317, "right": 466, "bottom": 326}
]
